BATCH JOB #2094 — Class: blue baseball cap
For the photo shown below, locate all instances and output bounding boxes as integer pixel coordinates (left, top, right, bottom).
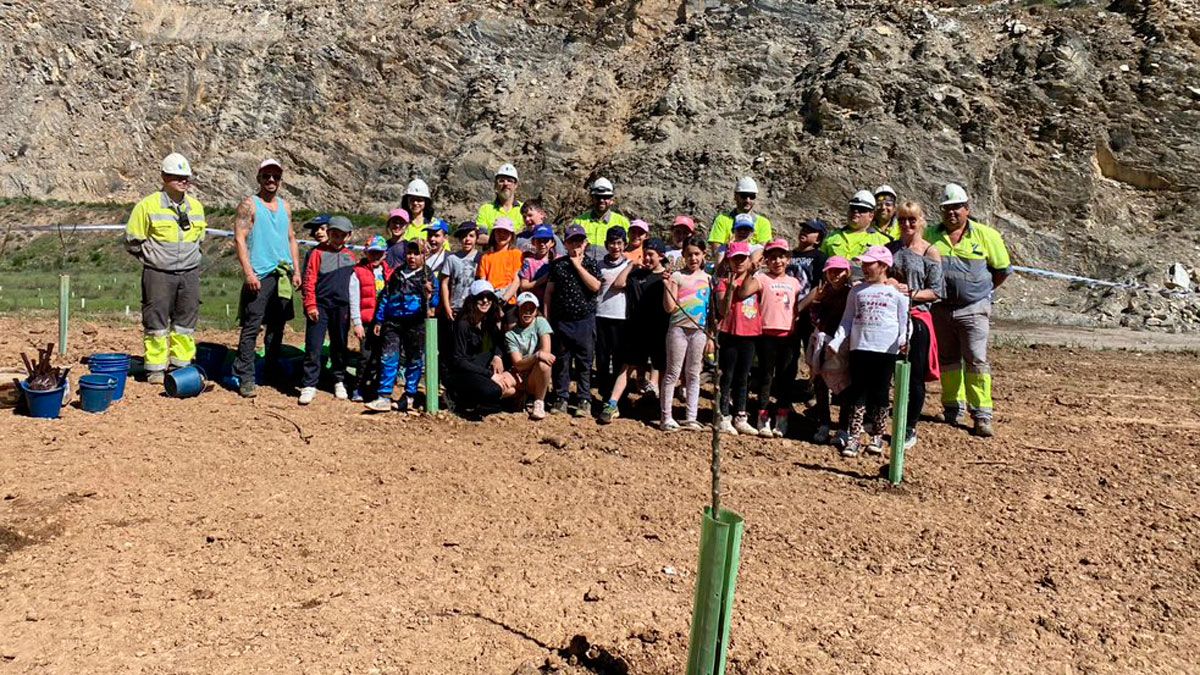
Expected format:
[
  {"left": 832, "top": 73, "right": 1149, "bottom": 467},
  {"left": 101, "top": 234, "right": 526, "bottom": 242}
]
[
  {"left": 425, "top": 218, "right": 449, "bottom": 234},
  {"left": 365, "top": 235, "right": 388, "bottom": 252},
  {"left": 564, "top": 224, "right": 587, "bottom": 241},
  {"left": 531, "top": 225, "right": 555, "bottom": 240},
  {"left": 305, "top": 214, "right": 331, "bottom": 230},
  {"left": 801, "top": 218, "right": 828, "bottom": 236},
  {"left": 733, "top": 213, "right": 756, "bottom": 230}
]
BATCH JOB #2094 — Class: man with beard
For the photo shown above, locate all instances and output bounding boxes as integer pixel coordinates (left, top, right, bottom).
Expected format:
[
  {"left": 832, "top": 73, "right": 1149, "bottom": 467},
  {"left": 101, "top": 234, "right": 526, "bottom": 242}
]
[{"left": 476, "top": 163, "right": 525, "bottom": 233}]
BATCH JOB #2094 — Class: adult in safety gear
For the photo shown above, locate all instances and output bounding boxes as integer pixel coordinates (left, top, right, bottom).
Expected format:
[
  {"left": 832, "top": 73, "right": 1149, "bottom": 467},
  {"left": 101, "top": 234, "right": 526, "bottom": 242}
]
[
  {"left": 924, "top": 183, "right": 1011, "bottom": 438},
  {"left": 707, "top": 176, "right": 773, "bottom": 246},
  {"left": 572, "top": 177, "right": 630, "bottom": 248},
  {"left": 820, "top": 189, "right": 890, "bottom": 272},
  {"left": 124, "top": 153, "right": 208, "bottom": 384},
  {"left": 476, "top": 163, "right": 525, "bottom": 233}
]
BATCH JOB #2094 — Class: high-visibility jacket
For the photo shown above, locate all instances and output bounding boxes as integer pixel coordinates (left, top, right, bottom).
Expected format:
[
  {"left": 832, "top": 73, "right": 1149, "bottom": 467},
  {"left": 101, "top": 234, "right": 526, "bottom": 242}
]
[
  {"left": 476, "top": 200, "right": 525, "bottom": 233},
  {"left": 820, "top": 226, "right": 889, "bottom": 261},
  {"left": 573, "top": 209, "right": 631, "bottom": 246},
  {"left": 924, "top": 220, "right": 1011, "bottom": 307},
  {"left": 708, "top": 211, "right": 773, "bottom": 246},
  {"left": 125, "top": 192, "right": 207, "bottom": 272}
]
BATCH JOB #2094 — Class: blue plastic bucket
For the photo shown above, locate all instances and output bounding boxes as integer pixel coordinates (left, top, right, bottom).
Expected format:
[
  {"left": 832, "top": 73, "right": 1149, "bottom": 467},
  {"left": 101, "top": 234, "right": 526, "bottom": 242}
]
[
  {"left": 165, "top": 365, "right": 206, "bottom": 398},
  {"left": 195, "top": 343, "right": 229, "bottom": 378},
  {"left": 78, "top": 374, "right": 117, "bottom": 413},
  {"left": 88, "top": 352, "right": 130, "bottom": 363},
  {"left": 88, "top": 364, "right": 129, "bottom": 401},
  {"left": 20, "top": 380, "right": 66, "bottom": 419}
]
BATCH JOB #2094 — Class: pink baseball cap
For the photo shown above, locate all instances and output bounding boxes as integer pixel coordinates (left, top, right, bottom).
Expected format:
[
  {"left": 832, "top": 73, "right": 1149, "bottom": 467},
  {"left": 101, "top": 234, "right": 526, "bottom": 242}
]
[
  {"left": 673, "top": 215, "right": 696, "bottom": 231},
  {"left": 726, "top": 241, "right": 752, "bottom": 258},
  {"left": 823, "top": 256, "right": 851, "bottom": 272},
  {"left": 387, "top": 208, "right": 410, "bottom": 224},
  {"left": 857, "top": 245, "right": 894, "bottom": 267},
  {"left": 492, "top": 217, "right": 515, "bottom": 233},
  {"left": 629, "top": 219, "right": 650, "bottom": 233},
  {"left": 763, "top": 238, "right": 789, "bottom": 253}
]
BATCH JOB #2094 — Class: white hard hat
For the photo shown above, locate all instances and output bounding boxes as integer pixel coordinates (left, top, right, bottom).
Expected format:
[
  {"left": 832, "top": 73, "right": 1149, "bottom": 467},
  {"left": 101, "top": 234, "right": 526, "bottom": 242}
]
[
  {"left": 940, "top": 183, "right": 969, "bottom": 206},
  {"left": 735, "top": 176, "right": 759, "bottom": 194},
  {"left": 258, "top": 158, "right": 283, "bottom": 172},
  {"left": 496, "top": 163, "right": 519, "bottom": 181},
  {"left": 161, "top": 153, "right": 192, "bottom": 177},
  {"left": 849, "top": 189, "right": 876, "bottom": 210},
  {"left": 590, "top": 177, "right": 614, "bottom": 196},
  {"left": 874, "top": 184, "right": 896, "bottom": 199},
  {"left": 405, "top": 178, "right": 431, "bottom": 199}
]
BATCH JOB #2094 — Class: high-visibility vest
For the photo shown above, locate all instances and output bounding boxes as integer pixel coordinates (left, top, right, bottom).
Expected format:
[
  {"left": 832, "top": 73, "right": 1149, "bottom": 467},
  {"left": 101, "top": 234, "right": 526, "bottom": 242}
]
[{"left": 125, "top": 192, "right": 207, "bottom": 272}]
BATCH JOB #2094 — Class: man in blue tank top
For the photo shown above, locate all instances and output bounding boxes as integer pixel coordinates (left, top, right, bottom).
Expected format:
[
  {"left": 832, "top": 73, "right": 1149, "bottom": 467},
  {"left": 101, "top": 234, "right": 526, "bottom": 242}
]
[{"left": 232, "top": 158, "right": 302, "bottom": 398}]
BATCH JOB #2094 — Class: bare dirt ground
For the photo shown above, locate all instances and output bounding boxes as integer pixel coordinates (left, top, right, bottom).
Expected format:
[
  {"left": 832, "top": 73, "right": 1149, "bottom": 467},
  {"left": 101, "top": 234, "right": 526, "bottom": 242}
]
[{"left": 1, "top": 318, "right": 1198, "bottom": 674}]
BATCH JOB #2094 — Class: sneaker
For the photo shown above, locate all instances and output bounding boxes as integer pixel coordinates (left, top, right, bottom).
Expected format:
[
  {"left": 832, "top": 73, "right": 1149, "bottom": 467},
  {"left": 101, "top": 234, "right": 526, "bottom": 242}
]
[
  {"left": 717, "top": 416, "right": 738, "bottom": 436},
  {"left": 773, "top": 410, "right": 788, "bottom": 438},
  {"left": 942, "top": 406, "right": 964, "bottom": 425},
  {"left": 334, "top": 382, "right": 348, "bottom": 400},
  {"left": 350, "top": 388, "right": 363, "bottom": 403},
  {"left": 973, "top": 418, "right": 995, "bottom": 437},
  {"left": 756, "top": 411, "right": 773, "bottom": 438},
  {"left": 239, "top": 380, "right": 257, "bottom": 399},
  {"left": 551, "top": 399, "right": 569, "bottom": 415},
  {"left": 661, "top": 418, "right": 681, "bottom": 432},
  {"left": 598, "top": 403, "right": 619, "bottom": 425},
  {"left": 832, "top": 430, "right": 849, "bottom": 449},
  {"left": 840, "top": 437, "right": 861, "bottom": 458},
  {"left": 571, "top": 403, "right": 588, "bottom": 418},
  {"left": 298, "top": 387, "right": 317, "bottom": 405},
  {"left": 641, "top": 381, "right": 659, "bottom": 398},
  {"left": 365, "top": 398, "right": 391, "bottom": 412},
  {"left": 733, "top": 413, "right": 757, "bottom": 435},
  {"left": 530, "top": 400, "right": 547, "bottom": 421},
  {"left": 813, "top": 424, "right": 831, "bottom": 444},
  {"left": 865, "top": 435, "right": 884, "bottom": 455},
  {"left": 146, "top": 371, "right": 165, "bottom": 385},
  {"left": 680, "top": 419, "right": 705, "bottom": 431},
  {"left": 394, "top": 395, "right": 411, "bottom": 414},
  {"left": 903, "top": 429, "right": 918, "bottom": 451}
]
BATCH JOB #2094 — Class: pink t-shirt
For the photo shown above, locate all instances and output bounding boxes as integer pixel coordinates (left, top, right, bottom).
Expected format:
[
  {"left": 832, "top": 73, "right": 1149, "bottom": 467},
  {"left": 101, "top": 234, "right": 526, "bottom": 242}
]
[
  {"left": 716, "top": 278, "right": 763, "bottom": 337},
  {"left": 757, "top": 272, "right": 802, "bottom": 336}
]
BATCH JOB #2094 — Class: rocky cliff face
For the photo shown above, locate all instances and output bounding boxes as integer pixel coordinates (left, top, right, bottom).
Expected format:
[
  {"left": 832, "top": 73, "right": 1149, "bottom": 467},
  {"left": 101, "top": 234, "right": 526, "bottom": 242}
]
[{"left": 1, "top": 0, "right": 1198, "bottom": 291}]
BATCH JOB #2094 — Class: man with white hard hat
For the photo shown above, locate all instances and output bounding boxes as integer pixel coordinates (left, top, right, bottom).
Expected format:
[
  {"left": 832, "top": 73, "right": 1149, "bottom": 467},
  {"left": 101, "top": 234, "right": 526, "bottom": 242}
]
[
  {"left": 231, "top": 158, "right": 303, "bottom": 398},
  {"left": 573, "top": 177, "right": 630, "bottom": 247},
  {"left": 820, "top": 189, "right": 890, "bottom": 263},
  {"left": 124, "top": 153, "right": 208, "bottom": 384},
  {"left": 924, "top": 183, "right": 1011, "bottom": 438},
  {"left": 873, "top": 184, "right": 900, "bottom": 240},
  {"left": 708, "top": 176, "right": 773, "bottom": 246},
  {"left": 476, "top": 163, "right": 525, "bottom": 233}
]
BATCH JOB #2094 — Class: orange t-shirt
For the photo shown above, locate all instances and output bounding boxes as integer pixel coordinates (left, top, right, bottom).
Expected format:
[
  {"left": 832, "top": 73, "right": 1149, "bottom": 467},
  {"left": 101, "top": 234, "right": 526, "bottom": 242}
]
[{"left": 477, "top": 248, "right": 524, "bottom": 303}]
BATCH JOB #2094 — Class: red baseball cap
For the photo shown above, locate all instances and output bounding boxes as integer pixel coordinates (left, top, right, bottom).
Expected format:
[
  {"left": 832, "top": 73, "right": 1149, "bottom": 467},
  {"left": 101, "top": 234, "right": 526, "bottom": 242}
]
[{"left": 672, "top": 215, "right": 696, "bottom": 231}]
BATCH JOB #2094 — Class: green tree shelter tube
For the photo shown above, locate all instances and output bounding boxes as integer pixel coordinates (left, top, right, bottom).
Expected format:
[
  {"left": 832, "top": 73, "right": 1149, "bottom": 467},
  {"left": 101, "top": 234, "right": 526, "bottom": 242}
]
[
  {"left": 424, "top": 317, "right": 439, "bottom": 414},
  {"left": 687, "top": 508, "right": 745, "bottom": 675},
  {"left": 890, "top": 359, "right": 911, "bottom": 485}
]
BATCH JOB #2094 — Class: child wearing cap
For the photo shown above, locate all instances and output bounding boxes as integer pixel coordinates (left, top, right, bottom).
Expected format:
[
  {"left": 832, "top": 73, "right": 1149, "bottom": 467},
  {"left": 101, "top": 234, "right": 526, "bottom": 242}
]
[
  {"left": 300, "top": 216, "right": 357, "bottom": 405},
  {"left": 517, "top": 224, "right": 557, "bottom": 306},
  {"left": 384, "top": 208, "right": 411, "bottom": 269},
  {"left": 660, "top": 236, "right": 711, "bottom": 432},
  {"left": 424, "top": 220, "right": 450, "bottom": 317},
  {"left": 366, "top": 240, "right": 434, "bottom": 413},
  {"left": 505, "top": 292, "right": 555, "bottom": 420},
  {"left": 477, "top": 217, "right": 524, "bottom": 308},
  {"left": 624, "top": 219, "right": 650, "bottom": 264},
  {"left": 545, "top": 224, "right": 603, "bottom": 416},
  {"left": 601, "top": 237, "right": 670, "bottom": 424},
  {"left": 714, "top": 240, "right": 763, "bottom": 435},
  {"left": 595, "top": 225, "right": 635, "bottom": 407},
  {"left": 304, "top": 215, "right": 330, "bottom": 246},
  {"left": 664, "top": 215, "right": 696, "bottom": 268},
  {"left": 802, "top": 256, "right": 854, "bottom": 443},
  {"left": 827, "top": 245, "right": 909, "bottom": 457},
  {"left": 349, "top": 235, "right": 393, "bottom": 402},
  {"left": 754, "top": 239, "right": 804, "bottom": 438},
  {"left": 715, "top": 213, "right": 764, "bottom": 269}
]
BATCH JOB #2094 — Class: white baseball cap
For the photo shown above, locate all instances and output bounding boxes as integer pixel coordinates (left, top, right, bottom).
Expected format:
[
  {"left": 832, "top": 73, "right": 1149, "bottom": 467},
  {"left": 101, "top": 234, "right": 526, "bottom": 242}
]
[
  {"left": 468, "top": 279, "right": 496, "bottom": 298},
  {"left": 496, "top": 163, "right": 519, "bottom": 181},
  {"left": 161, "top": 153, "right": 192, "bottom": 177},
  {"left": 516, "top": 291, "right": 540, "bottom": 308},
  {"left": 405, "top": 178, "right": 431, "bottom": 199},
  {"left": 735, "top": 176, "right": 759, "bottom": 194},
  {"left": 258, "top": 158, "right": 283, "bottom": 172},
  {"left": 849, "top": 189, "right": 876, "bottom": 210},
  {"left": 590, "top": 177, "right": 615, "bottom": 196},
  {"left": 940, "top": 183, "right": 969, "bottom": 206}
]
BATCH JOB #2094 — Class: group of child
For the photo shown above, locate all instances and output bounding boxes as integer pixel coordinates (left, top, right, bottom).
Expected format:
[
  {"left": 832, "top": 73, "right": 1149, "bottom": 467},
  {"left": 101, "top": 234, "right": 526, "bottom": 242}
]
[{"left": 292, "top": 202, "right": 921, "bottom": 458}]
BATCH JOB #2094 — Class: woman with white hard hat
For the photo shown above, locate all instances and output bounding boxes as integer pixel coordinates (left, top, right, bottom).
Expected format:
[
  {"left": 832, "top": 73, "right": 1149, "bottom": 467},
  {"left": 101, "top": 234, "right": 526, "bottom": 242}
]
[{"left": 398, "top": 178, "right": 436, "bottom": 243}]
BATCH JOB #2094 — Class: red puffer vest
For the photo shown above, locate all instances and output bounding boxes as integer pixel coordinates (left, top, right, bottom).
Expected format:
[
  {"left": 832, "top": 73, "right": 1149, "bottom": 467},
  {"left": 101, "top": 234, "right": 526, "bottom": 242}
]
[{"left": 353, "top": 259, "right": 392, "bottom": 324}]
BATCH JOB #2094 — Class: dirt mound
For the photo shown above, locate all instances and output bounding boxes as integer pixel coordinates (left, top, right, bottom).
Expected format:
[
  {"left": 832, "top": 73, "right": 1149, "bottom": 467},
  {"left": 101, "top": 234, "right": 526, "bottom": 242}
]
[{"left": 1, "top": 319, "right": 1198, "bottom": 671}]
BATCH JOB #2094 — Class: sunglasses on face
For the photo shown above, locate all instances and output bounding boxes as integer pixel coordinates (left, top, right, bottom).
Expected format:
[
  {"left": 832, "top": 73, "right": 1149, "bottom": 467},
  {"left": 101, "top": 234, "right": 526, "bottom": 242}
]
[
  {"left": 259, "top": 173, "right": 281, "bottom": 183},
  {"left": 850, "top": 206, "right": 873, "bottom": 214},
  {"left": 165, "top": 175, "right": 190, "bottom": 183}
]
